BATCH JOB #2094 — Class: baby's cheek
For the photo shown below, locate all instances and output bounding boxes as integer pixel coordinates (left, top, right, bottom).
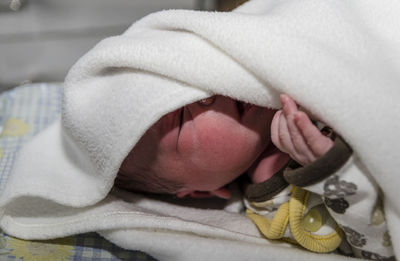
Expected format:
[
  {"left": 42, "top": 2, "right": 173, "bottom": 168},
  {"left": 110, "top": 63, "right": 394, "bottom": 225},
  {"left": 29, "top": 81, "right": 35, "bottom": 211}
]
[{"left": 193, "top": 123, "right": 263, "bottom": 171}]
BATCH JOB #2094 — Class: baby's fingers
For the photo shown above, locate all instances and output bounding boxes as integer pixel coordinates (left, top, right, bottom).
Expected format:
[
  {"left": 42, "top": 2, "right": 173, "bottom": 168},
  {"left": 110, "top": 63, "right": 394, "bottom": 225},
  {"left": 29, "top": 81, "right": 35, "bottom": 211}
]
[
  {"left": 294, "top": 111, "right": 334, "bottom": 157},
  {"left": 281, "top": 94, "right": 298, "bottom": 116},
  {"left": 271, "top": 110, "right": 294, "bottom": 155},
  {"left": 281, "top": 94, "right": 315, "bottom": 163},
  {"left": 271, "top": 110, "right": 284, "bottom": 151}
]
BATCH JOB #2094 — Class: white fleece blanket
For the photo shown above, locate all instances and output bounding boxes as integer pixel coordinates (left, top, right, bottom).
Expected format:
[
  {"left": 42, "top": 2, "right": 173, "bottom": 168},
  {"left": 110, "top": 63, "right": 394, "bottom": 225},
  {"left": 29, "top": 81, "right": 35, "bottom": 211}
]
[{"left": 1, "top": 0, "right": 400, "bottom": 260}]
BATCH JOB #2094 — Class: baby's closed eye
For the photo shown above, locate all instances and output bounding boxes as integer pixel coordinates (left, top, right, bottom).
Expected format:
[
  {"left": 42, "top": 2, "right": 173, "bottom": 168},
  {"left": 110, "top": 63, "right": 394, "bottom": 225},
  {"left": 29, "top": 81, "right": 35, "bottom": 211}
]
[{"left": 197, "top": 96, "right": 216, "bottom": 106}]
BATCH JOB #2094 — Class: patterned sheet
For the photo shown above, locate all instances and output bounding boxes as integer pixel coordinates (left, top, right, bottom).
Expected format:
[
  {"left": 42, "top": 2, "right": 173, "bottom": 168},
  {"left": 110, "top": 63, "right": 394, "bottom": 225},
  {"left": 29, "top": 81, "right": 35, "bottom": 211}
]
[{"left": 0, "top": 83, "right": 156, "bottom": 261}]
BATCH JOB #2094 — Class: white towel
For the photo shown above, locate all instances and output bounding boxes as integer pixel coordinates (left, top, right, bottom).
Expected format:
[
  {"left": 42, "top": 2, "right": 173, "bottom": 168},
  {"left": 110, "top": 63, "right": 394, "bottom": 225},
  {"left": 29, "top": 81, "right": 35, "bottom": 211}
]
[{"left": 1, "top": 0, "right": 399, "bottom": 260}]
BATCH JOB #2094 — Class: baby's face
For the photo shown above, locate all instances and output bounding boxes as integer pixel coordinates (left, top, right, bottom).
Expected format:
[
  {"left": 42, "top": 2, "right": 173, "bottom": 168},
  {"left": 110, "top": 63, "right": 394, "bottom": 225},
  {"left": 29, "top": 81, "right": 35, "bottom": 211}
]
[{"left": 120, "top": 95, "right": 276, "bottom": 196}]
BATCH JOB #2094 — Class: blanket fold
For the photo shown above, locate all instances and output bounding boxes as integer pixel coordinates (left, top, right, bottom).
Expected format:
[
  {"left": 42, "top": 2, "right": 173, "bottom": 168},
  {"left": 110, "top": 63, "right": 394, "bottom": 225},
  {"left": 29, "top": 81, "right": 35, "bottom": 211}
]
[{"left": 1, "top": 0, "right": 399, "bottom": 259}]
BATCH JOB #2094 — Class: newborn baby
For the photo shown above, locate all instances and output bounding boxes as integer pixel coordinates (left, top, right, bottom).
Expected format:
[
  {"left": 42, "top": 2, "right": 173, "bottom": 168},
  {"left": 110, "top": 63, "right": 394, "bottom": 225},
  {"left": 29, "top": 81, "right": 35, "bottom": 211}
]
[
  {"left": 116, "top": 94, "right": 332, "bottom": 198},
  {"left": 115, "top": 94, "right": 393, "bottom": 259}
]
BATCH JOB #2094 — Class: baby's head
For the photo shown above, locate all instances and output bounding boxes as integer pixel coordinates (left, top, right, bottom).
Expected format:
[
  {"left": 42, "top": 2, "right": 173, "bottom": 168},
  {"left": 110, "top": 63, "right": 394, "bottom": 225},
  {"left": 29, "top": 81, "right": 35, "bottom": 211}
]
[{"left": 115, "top": 95, "right": 276, "bottom": 199}]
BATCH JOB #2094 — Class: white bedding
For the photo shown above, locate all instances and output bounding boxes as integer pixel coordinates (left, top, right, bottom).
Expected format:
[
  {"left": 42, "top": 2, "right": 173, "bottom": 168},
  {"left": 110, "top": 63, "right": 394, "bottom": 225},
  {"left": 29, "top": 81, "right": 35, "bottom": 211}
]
[{"left": 1, "top": 0, "right": 399, "bottom": 260}]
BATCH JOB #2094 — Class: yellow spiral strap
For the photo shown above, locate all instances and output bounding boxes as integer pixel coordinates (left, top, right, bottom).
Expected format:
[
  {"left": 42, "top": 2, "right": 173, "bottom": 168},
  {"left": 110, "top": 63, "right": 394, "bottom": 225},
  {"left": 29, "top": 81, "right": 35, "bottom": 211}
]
[
  {"left": 246, "top": 202, "right": 289, "bottom": 239},
  {"left": 289, "top": 186, "right": 343, "bottom": 253}
]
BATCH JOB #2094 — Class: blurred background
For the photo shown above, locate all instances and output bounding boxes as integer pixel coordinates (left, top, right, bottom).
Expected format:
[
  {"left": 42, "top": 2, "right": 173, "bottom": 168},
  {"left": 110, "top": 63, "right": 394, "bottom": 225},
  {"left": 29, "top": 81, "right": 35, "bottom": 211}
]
[{"left": 0, "top": 0, "right": 248, "bottom": 93}]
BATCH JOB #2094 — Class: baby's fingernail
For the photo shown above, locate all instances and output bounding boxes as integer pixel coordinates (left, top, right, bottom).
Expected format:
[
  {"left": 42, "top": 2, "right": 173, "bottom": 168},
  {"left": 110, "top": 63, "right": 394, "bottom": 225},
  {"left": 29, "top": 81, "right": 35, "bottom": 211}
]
[{"left": 280, "top": 94, "right": 288, "bottom": 103}]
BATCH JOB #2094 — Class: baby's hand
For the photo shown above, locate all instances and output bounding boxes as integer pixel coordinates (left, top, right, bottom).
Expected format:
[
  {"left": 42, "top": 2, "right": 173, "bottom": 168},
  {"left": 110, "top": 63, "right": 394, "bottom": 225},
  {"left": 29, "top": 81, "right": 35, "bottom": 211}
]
[{"left": 271, "top": 94, "right": 334, "bottom": 166}]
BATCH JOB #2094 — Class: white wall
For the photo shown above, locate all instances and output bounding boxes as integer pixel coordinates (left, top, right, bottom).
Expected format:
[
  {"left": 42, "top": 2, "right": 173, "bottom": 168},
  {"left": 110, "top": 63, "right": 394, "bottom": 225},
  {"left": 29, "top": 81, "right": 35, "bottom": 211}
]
[{"left": 0, "top": 0, "right": 216, "bottom": 92}]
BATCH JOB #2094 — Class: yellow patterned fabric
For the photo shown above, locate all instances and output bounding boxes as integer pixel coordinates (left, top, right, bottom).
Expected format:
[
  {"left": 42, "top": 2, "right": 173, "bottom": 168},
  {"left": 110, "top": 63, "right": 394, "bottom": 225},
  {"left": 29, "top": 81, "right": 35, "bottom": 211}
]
[
  {"left": 6, "top": 236, "right": 76, "bottom": 261},
  {"left": 0, "top": 118, "right": 30, "bottom": 137}
]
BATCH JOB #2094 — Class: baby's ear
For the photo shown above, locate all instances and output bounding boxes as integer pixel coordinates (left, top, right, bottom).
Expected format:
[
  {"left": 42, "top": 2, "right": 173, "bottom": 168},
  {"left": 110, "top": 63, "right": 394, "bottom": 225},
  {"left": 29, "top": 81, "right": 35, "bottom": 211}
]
[{"left": 176, "top": 187, "right": 231, "bottom": 199}]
